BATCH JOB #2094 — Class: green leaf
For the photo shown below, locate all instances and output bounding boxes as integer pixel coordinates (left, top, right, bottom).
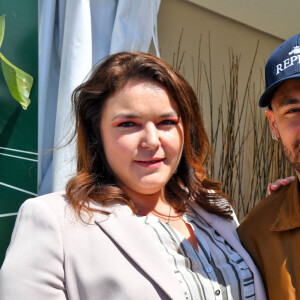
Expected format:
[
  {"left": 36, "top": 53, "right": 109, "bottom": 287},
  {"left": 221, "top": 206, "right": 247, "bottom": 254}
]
[
  {"left": 0, "top": 53, "right": 33, "bottom": 110},
  {"left": 0, "top": 14, "right": 5, "bottom": 48}
]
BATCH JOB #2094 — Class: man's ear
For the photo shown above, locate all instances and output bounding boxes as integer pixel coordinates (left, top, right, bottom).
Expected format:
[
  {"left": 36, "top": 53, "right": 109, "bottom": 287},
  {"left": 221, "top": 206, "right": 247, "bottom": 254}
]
[{"left": 265, "top": 109, "right": 279, "bottom": 139}]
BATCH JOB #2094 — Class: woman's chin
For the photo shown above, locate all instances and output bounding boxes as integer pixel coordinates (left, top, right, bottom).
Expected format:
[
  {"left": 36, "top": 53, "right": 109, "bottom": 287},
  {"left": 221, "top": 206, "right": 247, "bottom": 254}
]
[{"left": 125, "top": 181, "right": 167, "bottom": 196}]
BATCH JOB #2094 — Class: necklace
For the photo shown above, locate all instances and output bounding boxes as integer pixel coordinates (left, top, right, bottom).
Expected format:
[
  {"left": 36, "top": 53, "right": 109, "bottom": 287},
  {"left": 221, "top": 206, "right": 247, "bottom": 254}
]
[
  {"left": 166, "top": 204, "right": 172, "bottom": 225},
  {"left": 138, "top": 204, "right": 182, "bottom": 224}
]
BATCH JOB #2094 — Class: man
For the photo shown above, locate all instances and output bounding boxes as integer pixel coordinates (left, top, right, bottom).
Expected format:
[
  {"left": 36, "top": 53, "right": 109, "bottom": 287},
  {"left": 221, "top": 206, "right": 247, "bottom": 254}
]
[{"left": 237, "top": 34, "right": 300, "bottom": 299}]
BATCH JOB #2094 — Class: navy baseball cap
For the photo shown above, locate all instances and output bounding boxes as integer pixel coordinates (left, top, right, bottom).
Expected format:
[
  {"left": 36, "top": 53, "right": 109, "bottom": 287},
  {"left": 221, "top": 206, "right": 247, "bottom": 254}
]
[{"left": 259, "top": 33, "right": 300, "bottom": 107}]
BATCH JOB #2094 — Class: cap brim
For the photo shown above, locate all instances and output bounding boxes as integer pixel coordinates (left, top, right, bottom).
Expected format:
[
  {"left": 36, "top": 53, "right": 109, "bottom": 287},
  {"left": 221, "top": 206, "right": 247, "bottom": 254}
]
[{"left": 259, "top": 73, "right": 300, "bottom": 107}]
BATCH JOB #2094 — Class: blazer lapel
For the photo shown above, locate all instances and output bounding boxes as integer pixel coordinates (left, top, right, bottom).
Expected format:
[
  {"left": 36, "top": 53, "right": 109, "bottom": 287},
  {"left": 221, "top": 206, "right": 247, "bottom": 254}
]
[
  {"left": 192, "top": 203, "right": 267, "bottom": 300},
  {"left": 192, "top": 203, "right": 256, "bottom": 266},
  {"left": 95, "top": 205, "right": 185, "bottom": 300},
  {"left": 192, "top": 204, "right": 242, "bottom": 250}
]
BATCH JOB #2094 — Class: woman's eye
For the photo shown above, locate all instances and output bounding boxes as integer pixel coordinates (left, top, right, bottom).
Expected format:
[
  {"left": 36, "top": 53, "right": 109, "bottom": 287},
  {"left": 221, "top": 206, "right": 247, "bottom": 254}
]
[
  {"left": 117, "top": 121, "right": 135, "bottom": 127},
  {"left": 160, "top": 119, "right": 178, "bottom": 126}
]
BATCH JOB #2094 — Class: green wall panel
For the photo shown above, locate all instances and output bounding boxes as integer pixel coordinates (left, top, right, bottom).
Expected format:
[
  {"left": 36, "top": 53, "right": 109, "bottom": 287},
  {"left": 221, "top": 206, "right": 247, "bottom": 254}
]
[
  {"left": 0, "top": 0, "right": 38, "bottom": 265},
  {"left": 0, "top": 216, "right": 17, "bottom": 264}
]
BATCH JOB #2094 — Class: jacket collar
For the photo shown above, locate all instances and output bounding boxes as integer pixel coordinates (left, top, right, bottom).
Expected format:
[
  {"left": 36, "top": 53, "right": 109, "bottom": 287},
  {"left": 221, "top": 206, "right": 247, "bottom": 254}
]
[
  {"left": 191, "top": 203, "right": 267, "bottom": 300},
  {"left": 271, "top": 178, "right": 300, "bottom": 231},
  {"left": 94, "top": 204, "right": 185, "bottom": 300},
  {"left": 94, "top": 202, "right": 266, "bottom": 300},
  {"left": 190, "top": 203, "right": 251, "bottom": 263},
  {"left": 190, "top": 203, "right": 240, "bottom": 245}
]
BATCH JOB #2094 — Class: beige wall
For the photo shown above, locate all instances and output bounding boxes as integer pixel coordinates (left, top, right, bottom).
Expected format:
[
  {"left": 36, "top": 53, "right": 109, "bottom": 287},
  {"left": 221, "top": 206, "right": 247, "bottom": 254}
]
[
  {"left": 150, "top": 0, "right": 283, "bottom": 140},
  {"left": 149, "top": 0, "right": 288, "bottom": 218},
  {"left": 185, "top": 0, "right": 300, "bottom": 40},
  {"left": 151, "top": 0, "right": 282, "bottom": 99}
]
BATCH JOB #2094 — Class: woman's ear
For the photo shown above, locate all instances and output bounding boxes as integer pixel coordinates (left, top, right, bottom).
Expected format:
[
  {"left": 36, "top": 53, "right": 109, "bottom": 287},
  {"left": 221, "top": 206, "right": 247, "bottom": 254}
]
[{"left": 265, "top": 109, "right": 279, "bottom": 140}]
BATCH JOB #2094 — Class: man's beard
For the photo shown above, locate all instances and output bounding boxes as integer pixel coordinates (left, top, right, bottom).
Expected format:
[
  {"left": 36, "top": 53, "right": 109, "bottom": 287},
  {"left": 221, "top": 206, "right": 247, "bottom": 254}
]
[{"left": 280, "top": 138, "right": 300, "bottom": 173}]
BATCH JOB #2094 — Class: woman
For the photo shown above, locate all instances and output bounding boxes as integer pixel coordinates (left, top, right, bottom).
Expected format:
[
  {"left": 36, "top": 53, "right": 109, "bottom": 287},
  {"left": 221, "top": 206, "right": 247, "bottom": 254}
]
[{"left": 0, "top": 52, "right": 266, "bottom": 299}]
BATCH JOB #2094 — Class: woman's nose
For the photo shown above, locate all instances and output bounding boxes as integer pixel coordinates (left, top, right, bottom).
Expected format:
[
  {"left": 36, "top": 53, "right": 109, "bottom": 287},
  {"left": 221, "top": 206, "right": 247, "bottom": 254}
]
[{"left": 140, "top": 123, "right": 161, "bottom": 149}]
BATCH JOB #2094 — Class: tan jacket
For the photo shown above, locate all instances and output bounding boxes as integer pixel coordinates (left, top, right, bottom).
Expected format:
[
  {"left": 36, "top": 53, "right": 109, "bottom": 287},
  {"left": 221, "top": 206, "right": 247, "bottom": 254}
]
[
  {"left": 0, "top": 192, "right": 266, "bottom": 299},
  {"left": 238, "top": 178, "right": 300, "bottom": 300}
]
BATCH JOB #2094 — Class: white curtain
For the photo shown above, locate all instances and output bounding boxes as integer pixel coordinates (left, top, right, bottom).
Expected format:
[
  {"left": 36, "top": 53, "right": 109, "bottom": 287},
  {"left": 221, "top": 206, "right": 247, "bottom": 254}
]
[{"left": 38, "top": 0, "right": 161, "bottom": 194}]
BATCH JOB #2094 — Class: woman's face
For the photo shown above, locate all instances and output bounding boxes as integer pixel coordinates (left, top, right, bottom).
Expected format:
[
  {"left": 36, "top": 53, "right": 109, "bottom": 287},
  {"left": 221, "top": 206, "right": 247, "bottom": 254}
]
[{"left": 100, "top": 80, "right": 184, "bottom": 197}]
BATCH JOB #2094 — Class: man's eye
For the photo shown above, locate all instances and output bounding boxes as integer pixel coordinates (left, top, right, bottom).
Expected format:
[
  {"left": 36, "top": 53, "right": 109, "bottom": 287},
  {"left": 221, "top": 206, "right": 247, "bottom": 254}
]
[
  {"left": 117, "top": 121, "right": 135, "bottom": 127},
  {"left": 286, "top": 108, "right": 300, "bottom": 114},
  {"left": 160, "top": 119, "right": 178, "bottom": 126}
]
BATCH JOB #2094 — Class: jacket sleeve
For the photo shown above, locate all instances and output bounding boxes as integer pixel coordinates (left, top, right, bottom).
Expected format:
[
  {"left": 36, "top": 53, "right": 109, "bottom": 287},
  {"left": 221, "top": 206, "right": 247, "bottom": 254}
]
[{"left": 0, "top": 198, "right": 67, "bottom": 300}]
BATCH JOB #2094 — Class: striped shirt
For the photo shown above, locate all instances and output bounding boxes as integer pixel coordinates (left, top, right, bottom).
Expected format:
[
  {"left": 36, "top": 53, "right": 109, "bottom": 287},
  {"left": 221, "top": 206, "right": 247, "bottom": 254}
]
[{"left": 137, "top": 208, "right": 255, "bottom": 300}]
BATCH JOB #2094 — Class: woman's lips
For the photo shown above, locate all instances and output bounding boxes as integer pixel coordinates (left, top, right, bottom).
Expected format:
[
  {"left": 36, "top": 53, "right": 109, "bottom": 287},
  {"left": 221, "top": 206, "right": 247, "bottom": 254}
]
[{"left": 134, "top": 158, "right": 165, "bottom": 168}]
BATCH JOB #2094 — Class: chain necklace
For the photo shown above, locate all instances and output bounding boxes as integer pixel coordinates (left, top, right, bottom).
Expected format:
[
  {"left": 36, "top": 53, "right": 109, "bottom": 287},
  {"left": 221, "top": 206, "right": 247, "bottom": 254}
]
[
  {"left": 138, "top": 204, "right": 182, "bottom": 224},
  {"left": 166, "top": 204, "right": 172, "bottom": 225}
]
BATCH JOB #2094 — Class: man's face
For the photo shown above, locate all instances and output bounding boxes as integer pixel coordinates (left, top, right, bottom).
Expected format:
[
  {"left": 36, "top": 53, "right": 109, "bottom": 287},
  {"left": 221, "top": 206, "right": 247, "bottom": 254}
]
[{"left": 266, "top": 78, "right": 300, "bottom": 177}]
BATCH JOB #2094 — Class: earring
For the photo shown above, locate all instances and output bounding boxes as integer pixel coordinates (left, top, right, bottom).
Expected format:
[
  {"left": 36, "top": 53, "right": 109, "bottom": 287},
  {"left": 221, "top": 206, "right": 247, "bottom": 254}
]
[{"left": 273, "top": 124, "right": 279, "bottom": 141}]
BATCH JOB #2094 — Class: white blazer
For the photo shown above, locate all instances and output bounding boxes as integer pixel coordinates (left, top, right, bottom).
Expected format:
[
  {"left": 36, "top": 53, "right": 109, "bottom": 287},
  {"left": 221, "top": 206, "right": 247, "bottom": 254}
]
[{"left": 0, "top": 192, "right": 266, "bottom": 300}]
